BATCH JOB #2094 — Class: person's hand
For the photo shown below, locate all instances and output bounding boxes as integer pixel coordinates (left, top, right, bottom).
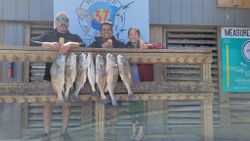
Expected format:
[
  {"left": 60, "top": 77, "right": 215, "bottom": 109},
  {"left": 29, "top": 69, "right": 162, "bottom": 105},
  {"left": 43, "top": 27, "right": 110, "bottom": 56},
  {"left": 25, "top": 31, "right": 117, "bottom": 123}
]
[
  {"left": 60, "top": 42, "right": 72, "bottom": 54},
  {"left": 43, "top": 42, "right": 60, "bottom": 51},
  {"left": 101, "top": 41, "right": 112, "bottom": 48},
  {"left": 140, "top": 44, "right": 149, "bottom": 49}
]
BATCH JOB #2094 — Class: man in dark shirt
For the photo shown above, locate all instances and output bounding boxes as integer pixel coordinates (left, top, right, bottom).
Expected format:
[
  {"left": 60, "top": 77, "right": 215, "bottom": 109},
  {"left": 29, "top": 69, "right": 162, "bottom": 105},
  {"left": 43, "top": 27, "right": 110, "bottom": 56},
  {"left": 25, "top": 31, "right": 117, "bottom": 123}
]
[
  {"left": 88, "top": 22, "right": 126, "bottom": 139},
  {"left": 31, "top": 11, "right": 85, "bottom": 141},
  {"left": 88, "top": 22, "right": 127, "bottom": 48}
]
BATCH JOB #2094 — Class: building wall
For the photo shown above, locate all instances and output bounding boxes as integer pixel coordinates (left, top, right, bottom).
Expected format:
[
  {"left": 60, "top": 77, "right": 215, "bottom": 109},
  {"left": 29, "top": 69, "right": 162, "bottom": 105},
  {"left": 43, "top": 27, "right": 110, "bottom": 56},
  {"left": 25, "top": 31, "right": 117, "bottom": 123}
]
[
  {"left": 0, "top": 0, "right": 250, "bottom": 26},
  {"left": 0, "top": 22, "right": 24, "bottom": 139},
  {"left": 0, "top": 0, "right": 53, "bottom": 21},
  {"left": 150, "top": 0, "right": 250, "bottom": 26}
]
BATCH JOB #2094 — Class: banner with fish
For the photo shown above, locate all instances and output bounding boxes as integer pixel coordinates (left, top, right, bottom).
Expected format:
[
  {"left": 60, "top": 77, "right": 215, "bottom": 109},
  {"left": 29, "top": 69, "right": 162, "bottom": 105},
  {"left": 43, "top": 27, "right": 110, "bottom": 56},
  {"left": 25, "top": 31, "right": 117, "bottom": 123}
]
[{"left": 54, "top": 0, "right": 149, "bottom": 45}]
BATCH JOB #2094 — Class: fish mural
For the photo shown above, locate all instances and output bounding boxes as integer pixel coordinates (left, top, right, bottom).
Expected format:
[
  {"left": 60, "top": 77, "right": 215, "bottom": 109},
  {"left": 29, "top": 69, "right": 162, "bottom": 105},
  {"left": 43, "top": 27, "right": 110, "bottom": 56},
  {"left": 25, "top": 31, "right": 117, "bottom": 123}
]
[{"left": 76, "top": 0, "right": 135, "bottom": 39}]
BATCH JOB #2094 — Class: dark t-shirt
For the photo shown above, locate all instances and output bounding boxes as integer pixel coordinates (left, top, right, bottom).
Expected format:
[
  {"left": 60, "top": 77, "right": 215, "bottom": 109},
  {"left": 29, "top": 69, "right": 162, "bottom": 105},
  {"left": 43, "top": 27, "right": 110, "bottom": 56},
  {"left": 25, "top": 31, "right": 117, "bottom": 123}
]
[
  {"left": 31, "top": 29, "right": 85, "bottom": 81},
  {"left": 88, "top": 36, "right": 127, "bottom": 48}
]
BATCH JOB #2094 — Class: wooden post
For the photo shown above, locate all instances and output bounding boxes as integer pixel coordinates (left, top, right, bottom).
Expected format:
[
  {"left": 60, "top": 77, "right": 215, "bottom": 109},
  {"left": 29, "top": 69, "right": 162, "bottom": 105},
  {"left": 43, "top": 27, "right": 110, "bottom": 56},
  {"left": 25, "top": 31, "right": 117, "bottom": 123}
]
[
  {"left": 23, "top": 23, "right": 30, "bottom": 82},
  {"left": 95, "top": 102, "right": 105, "bottom": 141},
  {"left": 0, "top": 22, "right": 4, "bottom": 82},
  {"left": 201, "top": 63, "right": 212, "bottom": 82},
  {"left": 150, "top": 25, "right": 165, "bottom": 82},
  {"left": 220, "top": 93, "right": 231, "bottom": 128},
  {"left": 202, "top": 99, "right": 214, "bottom": 141},
  {"left": 81, "top": 101, "right": 93, "bottom": 128}
]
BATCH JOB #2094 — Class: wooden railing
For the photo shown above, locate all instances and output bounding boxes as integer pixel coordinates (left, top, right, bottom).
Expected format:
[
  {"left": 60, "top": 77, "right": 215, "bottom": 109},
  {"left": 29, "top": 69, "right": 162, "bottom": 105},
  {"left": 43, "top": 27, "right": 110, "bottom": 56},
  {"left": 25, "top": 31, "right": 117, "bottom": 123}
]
[{"left": 0, "top": 46, "right": 214, "bottom": 141}]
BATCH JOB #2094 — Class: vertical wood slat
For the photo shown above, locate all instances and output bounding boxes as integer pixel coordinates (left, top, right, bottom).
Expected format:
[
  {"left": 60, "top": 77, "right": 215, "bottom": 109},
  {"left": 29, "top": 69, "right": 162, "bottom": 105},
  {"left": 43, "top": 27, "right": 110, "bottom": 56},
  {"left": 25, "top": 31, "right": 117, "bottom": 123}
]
[
  {"left": 23, "top": 23, "right": 30, "bottom": 82},
  {"left": 95, "top": 102, "right": 105, "bottom": 141},
  {"left": 150, "top": 25, "right": 165, "bottom": 82},
  {"left": 202, "top": 99, "right": 214, "bottom": 141},
  {"left": 0, "top": 22, "right": 4, "bottom": 82},
  {"left": 217, "top": 27, "right": 223, "bottom": 99},
  {"left": 146, "top": 101, "right": 165, "bottom": 134},
  {"left": 217, "top": 28, "right": 231, "bottom": 128},
  {"left": 2, "top": 0, "right": 16, "bottom": 20},
  {"left": 201, "top": 63, "right": 212, "bottom": 83},
  {"left": 22, "top": 103, "right": 29, "bottom": 129},
  {"left": 81, "top": 102, "right": 93, "bottom": 128}
]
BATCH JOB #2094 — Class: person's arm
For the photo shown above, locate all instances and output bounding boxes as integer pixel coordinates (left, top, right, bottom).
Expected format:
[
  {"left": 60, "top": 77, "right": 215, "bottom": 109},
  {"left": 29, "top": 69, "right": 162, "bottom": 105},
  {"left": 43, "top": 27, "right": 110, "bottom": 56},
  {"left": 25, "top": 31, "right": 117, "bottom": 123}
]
[
  {"left": 60, "top": 35, "right": 86, "bottom": 53},
  {"left": 31, "top": 32, "right": 61, "bottom": 51},
  {"left": 60, "top": 42, "right": 80, "bottom": 54}
]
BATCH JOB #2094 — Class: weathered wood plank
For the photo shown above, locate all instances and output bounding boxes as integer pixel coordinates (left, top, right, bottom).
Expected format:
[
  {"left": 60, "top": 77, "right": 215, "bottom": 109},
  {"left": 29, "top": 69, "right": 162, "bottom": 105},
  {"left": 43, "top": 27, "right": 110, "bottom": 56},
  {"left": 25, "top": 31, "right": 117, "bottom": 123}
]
[
  {"left": 167, "top": 33, "right": 217, "bottom": 39},
  {"left": 218, "top": 0, "right": 250, "bottom": 8},
  {"left": 167, "top": 28, "right": 217, "bottom": 33},
  {"left": 0, "top": 81, "right": 213, "bottom": 95},
  {"left": 0, "top": 93, "right": 213, "bottom": 103},
  {"left": 168, "top": 39, "right": 217, "bottom": 45},
  {"left": 201, "top": 63, "right": 212, "bottom": 82},
  {"left": 23, "top": 23, "right": 30, "bottom": 82},
  {"left": 0, "top": 47, "right": 213, "bottom": 64}
]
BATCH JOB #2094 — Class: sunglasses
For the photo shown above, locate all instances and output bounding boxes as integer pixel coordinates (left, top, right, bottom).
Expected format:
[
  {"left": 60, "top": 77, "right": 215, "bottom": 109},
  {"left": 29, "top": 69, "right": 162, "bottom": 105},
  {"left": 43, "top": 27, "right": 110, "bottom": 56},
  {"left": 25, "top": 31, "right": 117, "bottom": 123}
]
[{"left": 56, "top": 17, "right": 69, "bottom": 23}]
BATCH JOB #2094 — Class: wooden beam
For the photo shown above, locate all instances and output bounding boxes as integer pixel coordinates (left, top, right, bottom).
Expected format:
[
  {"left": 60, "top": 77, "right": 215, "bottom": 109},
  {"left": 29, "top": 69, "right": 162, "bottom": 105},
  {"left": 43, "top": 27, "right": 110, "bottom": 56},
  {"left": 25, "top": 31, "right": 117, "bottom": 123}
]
[
  {"left": 0, "top": 46, "right": 213, "bottom": 64},
  {"left": 218, "top": 0, "right": 250, "bottom": 8},
  {"left": 0, "top": 81, "right": 214, "bottom": 95},
  {"left": 0, "top": 93, "right": 213, "bottom": 103}
]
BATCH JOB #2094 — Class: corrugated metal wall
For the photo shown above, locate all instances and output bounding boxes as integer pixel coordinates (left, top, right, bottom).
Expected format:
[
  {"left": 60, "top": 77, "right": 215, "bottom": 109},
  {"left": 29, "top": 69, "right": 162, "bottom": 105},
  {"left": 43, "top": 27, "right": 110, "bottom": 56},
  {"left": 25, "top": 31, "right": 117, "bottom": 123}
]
[
  {"left": 0, "top": 0, "right": 250, "bottom": 26},
  {"left": 0, "top": 0, "right": 53, "bottom": 21},
  {"left": 0, "top": 22, "right": 25, "bottom": 139},
  {"left": 149, "top": 0, "right": 250, "bottom": 26}
]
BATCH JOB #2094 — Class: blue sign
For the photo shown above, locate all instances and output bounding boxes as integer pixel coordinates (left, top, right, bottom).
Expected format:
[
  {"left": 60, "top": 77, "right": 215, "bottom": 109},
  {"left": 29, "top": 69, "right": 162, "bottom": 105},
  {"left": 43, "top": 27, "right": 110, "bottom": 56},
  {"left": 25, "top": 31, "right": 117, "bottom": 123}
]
[{"left": 54, "top": 0, "right": 149, "bottom": 45}]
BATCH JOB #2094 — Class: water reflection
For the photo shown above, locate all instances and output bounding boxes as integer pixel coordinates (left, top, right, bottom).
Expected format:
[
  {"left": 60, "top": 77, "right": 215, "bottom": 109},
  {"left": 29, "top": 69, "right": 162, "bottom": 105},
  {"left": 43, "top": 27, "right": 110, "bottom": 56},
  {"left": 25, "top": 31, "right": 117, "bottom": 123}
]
[{"left": 3, "top": 99, "right": 250, "bottom": 141}]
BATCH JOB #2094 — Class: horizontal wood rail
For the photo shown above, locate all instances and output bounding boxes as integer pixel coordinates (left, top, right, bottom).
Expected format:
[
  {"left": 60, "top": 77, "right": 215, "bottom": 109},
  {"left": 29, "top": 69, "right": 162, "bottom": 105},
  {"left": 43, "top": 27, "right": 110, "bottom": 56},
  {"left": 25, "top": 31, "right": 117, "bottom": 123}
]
[
  {"left": 0, "top": 82, "right": 213, "bottom": 103},
  {"left": 0, "top": 46, "right": 214, "bottom": 141},
  {"left": 0, "top": 46, "right": 212, "bottom": 64}
]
